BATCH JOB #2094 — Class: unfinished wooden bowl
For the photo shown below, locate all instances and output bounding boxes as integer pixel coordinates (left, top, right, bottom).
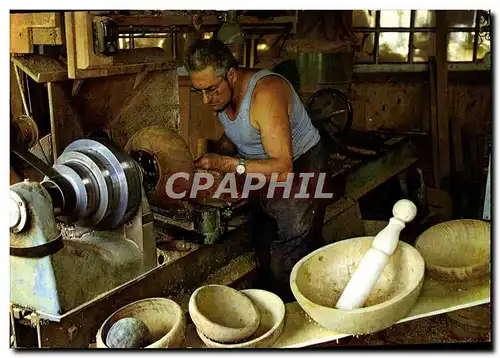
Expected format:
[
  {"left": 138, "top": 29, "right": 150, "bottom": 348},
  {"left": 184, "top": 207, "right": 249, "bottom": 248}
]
[
  {"left": 196, "top": 289, "right": 285, "bottom": 348},
  {"left": 189, "top": 284, "right": 260, "bottom": 343},
  {"left": 415, "top": 219, "right": 490, "bottom": 287},
  {"left": 96, "top": 298, "right": 186, "bottom": 348},
  {"left": 290, "top": 237, "right": 425, "bottom": 335}
]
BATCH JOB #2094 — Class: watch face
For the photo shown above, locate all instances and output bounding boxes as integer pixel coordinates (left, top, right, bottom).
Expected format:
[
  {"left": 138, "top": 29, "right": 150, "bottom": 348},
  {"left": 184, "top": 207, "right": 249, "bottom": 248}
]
[{"left": 236, "top": 164, "right": 245, "bottom": 175}]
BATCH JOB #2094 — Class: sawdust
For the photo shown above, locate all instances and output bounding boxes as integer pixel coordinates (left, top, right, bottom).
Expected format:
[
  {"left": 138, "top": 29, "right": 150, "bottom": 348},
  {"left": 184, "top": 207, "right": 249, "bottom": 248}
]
[{"left": 346, "top": 314, "right": 490, "bottom": 346}]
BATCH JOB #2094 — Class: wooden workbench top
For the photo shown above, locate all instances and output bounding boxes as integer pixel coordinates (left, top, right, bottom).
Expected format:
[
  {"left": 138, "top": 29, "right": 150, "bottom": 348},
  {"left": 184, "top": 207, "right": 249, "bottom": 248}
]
[{"left": 182, "top": 277, "right": 490, "bottom": 348}]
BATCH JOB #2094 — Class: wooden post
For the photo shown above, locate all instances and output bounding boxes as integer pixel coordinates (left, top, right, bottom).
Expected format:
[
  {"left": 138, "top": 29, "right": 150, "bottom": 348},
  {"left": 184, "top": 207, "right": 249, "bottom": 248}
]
[{"left": 435, "top": 10, "right": 450, "bottom": 186}]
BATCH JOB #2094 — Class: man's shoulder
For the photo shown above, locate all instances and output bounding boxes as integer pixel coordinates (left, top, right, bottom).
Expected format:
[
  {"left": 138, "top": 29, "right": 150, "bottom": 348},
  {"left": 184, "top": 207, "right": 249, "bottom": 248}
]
[{"left": 252, "top": 75, "right": 290, "bottom": 100}]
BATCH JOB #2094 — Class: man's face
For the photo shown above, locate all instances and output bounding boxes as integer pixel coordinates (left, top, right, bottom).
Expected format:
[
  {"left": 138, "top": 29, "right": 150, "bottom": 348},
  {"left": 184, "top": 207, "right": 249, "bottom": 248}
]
[{"left": 190, "top": 66, "right": 232, "bottom": 112}]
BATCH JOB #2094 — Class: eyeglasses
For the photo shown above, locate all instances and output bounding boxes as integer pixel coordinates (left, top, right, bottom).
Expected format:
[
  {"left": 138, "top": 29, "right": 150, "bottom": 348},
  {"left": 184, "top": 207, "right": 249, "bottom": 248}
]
[{"left": 190, "top": 77, "right": 226, "bottom": 98}]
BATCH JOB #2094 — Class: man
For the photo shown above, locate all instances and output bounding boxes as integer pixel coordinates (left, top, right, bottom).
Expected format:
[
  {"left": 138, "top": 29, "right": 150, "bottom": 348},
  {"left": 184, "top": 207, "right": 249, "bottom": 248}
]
[{"left": 185, "top": 39, "right": 329, "bottom": 301}]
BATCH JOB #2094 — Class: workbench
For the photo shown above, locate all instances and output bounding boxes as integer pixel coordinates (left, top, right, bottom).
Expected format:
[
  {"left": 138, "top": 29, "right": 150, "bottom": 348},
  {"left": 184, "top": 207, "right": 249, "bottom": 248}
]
[{"left": 182, "top": 278, "right": 490, "bottom": 348}]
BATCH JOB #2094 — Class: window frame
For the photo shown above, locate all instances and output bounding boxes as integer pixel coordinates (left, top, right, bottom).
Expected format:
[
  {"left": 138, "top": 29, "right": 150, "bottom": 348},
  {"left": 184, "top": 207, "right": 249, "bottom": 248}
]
[{"left": 352, "top": 10, "right": 490, "bottom": 66}]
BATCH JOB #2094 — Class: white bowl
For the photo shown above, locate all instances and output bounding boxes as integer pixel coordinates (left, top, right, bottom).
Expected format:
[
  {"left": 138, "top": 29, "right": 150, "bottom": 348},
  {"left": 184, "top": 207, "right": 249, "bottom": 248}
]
[
  {"left": 197, "top": 289, "right": 285, "bottom": 348},
  {"left": 189, "top": 284, "right": 260, "bottom": 343}
]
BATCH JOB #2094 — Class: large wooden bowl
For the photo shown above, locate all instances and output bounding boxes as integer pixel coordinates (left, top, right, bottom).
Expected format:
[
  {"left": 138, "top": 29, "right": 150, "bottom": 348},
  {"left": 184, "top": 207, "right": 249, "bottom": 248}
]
[
  {"left": 415, "top": 219, "right": 490, "bottom": 287},
  {"left": 290, "top": 237, "right": 425, "bottom": 335},
  {"left": 96, "top": 298, "right": 186, "bottom": 348}
]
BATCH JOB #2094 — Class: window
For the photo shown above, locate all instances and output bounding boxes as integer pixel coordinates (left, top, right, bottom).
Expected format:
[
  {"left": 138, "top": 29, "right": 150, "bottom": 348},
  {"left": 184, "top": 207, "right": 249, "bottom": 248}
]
[{"left": 352, "top": 10, "right": 491, "bottom": 64}]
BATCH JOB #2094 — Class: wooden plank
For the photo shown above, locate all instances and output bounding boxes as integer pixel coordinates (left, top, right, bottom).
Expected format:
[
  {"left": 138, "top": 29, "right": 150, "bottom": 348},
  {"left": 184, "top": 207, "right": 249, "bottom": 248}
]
[
  {"left": 32, "top": 27, "right": 64, "bottom": 45},
  {"left": 109, "top": 14, "right": 295, "bottom": 28},
  {"left": 64, "top": 12, "right": 77, "bottom": 79},
  {"left": 11, "top": 55, "right": 68, "bottom": 83},
  {"left": 47, "top": 82, "right": 84, "bottom": 159},
  {"left": 435, "top": 10, "right": 450, "bottom": 184},
  {"left": 429, "top": 57, "right": 440, "bottom": 188},
  {"left": 10, "top": 13, "right": 60, "bottom": 28}
]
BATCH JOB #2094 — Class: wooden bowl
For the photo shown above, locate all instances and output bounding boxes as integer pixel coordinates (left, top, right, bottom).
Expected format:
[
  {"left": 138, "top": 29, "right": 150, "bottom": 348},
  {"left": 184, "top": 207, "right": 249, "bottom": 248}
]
[
  {"left": 196, "top": 289, "right": 285, "bottom": 348},
  {"left": 290, "top": 237, "right": 425, "bottom": 335},
  {"left": 96, "top": 298, "right": 186, "bottom": 348},
  {"left": 415, "top": 219, "right": 490, "bottom": 288},
  {"left": 189, "top": 285, "right": 260, "bottom": 343}
]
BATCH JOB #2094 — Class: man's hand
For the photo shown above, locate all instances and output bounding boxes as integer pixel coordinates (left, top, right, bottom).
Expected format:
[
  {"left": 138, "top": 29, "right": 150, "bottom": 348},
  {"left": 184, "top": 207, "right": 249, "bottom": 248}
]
[{"left": 194, "top": 153, "right": 222, "bottom": 170}]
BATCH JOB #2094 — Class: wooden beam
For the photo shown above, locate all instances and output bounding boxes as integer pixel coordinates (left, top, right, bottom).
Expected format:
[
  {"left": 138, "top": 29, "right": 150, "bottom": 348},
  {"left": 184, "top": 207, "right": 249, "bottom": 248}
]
[
  {"left": 435, "top": 10, "right": 450, "bottom": 184},
  {"left": 64, "top": 12, "right": 77, "bottom": 79},
  {"left": 73, "top": 11, "right": 113, "bottom": 70},
  {"left": 429, "top": 57, "right": 441, "bottom": 188},
  {"left": 10, "top": 13, "right": 60, "bottom": 28}
]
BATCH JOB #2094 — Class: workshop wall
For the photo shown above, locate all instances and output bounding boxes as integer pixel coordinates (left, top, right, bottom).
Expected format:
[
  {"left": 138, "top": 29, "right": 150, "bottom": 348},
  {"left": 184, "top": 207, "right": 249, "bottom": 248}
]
[{"left": 71, "top": 69, "right": 180, "bottom": 149}]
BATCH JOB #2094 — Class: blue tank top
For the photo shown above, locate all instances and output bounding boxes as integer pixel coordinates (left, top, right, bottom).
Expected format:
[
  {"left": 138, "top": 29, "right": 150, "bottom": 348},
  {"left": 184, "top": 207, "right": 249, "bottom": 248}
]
[{"left": 218, "top": 69, "right": 320, "bottom": 161}]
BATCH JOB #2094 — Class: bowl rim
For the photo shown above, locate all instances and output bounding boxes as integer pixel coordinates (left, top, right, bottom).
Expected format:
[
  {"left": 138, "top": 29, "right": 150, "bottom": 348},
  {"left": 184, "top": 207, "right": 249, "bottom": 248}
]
[
  {"left": 97, "top": 297, "right": 184, "bottom": 348},
  {"left": 290, "top": 237, "right": 425, "bottom": 314},
  {"left": 189, "top": 284, "right": 260, "bottom": 338},
  {"left": 195, "top": 289, "right": 285, "bottom": 348},
  {"left": 414, "top": 219, "right": 491, "bottom": 272}
]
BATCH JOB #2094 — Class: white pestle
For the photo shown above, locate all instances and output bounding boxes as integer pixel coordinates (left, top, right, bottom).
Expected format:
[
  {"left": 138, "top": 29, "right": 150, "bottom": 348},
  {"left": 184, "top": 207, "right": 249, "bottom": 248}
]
[{"left": 335, "top": 199, "right": 417, "bottom": 311}]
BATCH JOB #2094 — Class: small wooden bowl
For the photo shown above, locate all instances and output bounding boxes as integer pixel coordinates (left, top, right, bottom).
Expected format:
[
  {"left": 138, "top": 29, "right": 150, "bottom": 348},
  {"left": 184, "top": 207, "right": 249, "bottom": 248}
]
[
  {"left": 189, "top": 285, "right": 260, "bottom": 343},
  {"left": 96, "top": 298, "right": 186, "bottom": 348},
  {"left": 196, "top": 289, "right": 285, "bottom": 348},
  {"left": 415, "top": 219, "right": 490, "bottom": 288}
]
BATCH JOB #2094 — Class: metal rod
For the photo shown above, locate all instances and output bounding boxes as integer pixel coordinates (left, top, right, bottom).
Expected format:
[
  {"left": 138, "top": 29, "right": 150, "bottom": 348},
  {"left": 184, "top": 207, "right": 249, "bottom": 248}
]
[
  {"left": 47, "top": 82, "right": 58, "bottom": 161},
  {"left": 13, "top": 65, "right": 30, "bottom": 117}
]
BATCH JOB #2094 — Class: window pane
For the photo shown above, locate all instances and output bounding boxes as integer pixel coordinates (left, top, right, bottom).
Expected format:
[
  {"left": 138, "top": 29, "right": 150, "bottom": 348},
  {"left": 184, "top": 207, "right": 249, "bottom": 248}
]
[
  {"left": 477, "top": 34, "right": 491, "bottom": 60},
  {"left": 354, "top": 32, "right": 375, "bottom": 63},
  {"left": 448, "top": 10, "right": 476, "bottom": 28},
  {"left": 447, "top": 32, "right": 475, "bottom": 61},
  {"left": 352, "top": 10, "right": 377, "bottom": 28},
  {"left": 380, "top": 10, "right": 411, "bottom": 28},
  {"left": 379, "top": 32, "right": 410, "bottom": 62},
  {"left": 413, "top": 32, "right": 435, "bottom": 62},
  {"left": 415, "top": 10, "right": 435, "bottom": 27}
]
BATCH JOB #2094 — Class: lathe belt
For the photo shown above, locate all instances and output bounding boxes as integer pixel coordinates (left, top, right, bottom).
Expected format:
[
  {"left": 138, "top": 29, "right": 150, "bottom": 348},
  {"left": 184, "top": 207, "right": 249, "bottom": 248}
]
[{"left": 10, "top": 234, "right": 64, "bottom": 258}]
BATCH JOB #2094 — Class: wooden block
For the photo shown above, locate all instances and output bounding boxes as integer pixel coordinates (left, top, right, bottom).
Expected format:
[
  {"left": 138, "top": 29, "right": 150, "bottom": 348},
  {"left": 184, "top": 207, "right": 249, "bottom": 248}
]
[
  {"left": 32, "top": 27, "right": 64, "bottom": 45},
  {"left": 10, "top": 26, "right": 32, "bottom": 53},
  {"left": 178, "top": 85, "right": 191, "bottom": 145},
  {"left": 73, "top": 11, "right": 112, "bottom": 70}
]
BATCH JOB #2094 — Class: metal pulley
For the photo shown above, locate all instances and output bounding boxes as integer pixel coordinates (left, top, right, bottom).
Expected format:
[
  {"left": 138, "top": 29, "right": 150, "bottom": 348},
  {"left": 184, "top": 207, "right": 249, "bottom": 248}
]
[{"left": 47, "top": 138, "right": 142, "bottom": 229}]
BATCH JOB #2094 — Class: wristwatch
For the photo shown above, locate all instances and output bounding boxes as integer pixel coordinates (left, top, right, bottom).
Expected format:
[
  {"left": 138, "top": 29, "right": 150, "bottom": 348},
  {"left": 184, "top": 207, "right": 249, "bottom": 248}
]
[{"left": 236, "top": 157, "right": 246, "bottom": 175}]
